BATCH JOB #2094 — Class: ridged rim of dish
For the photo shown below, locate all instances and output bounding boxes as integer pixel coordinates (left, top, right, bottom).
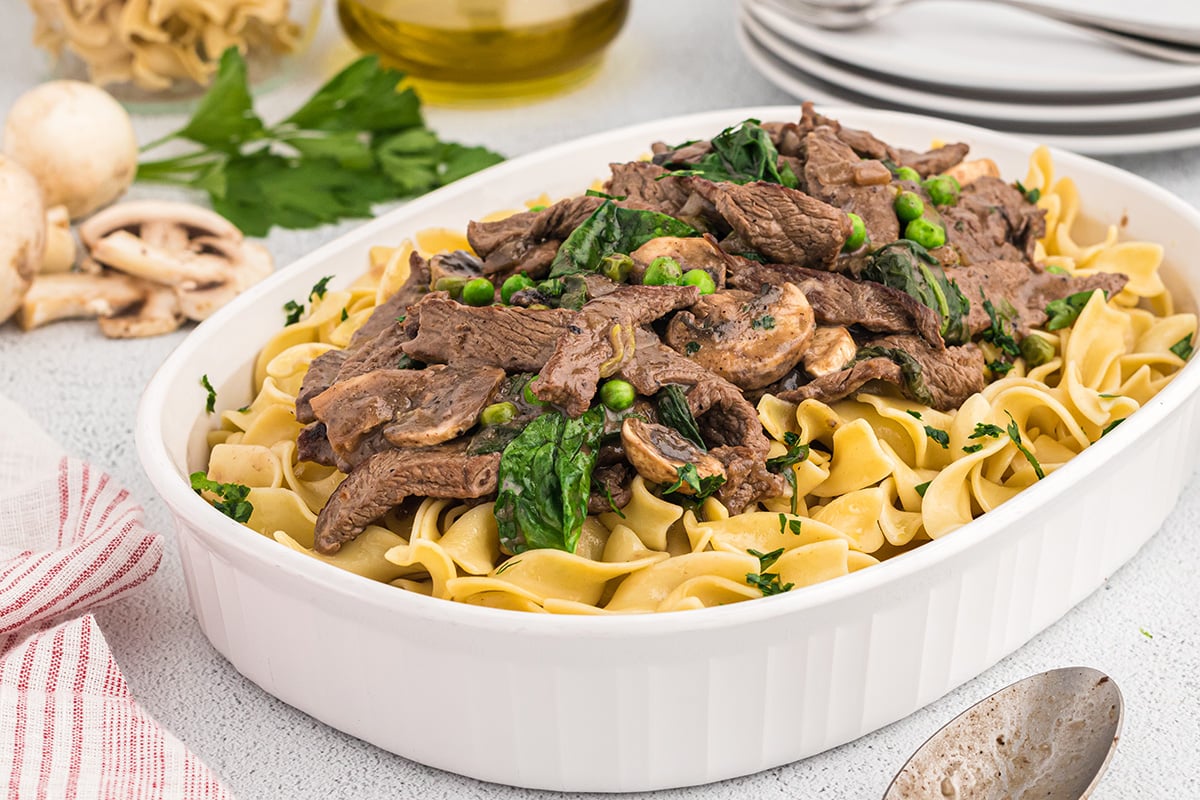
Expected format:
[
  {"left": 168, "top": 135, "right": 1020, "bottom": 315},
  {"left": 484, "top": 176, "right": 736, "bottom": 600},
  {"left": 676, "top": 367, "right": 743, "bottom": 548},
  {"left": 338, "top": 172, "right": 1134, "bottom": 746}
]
[{"left": 135, "top": 105, "right": 1200, "bottom": 636}]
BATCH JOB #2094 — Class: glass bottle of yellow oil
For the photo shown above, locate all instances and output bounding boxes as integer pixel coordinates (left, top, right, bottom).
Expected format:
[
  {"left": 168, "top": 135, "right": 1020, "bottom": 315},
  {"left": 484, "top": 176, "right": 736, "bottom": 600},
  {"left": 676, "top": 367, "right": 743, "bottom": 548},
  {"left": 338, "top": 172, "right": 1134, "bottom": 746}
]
[{"left": 337, "top": 0, "right": 629, "bottom": 105}]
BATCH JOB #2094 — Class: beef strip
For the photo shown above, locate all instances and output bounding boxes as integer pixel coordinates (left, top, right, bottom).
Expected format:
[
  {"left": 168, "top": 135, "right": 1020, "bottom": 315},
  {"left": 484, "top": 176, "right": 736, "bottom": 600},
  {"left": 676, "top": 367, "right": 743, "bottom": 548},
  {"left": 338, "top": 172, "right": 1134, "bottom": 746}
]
[
  {"left": 728, "top": 261, "right": 944, "bottom": 347},
  {"left": 314, "top": 444, "right": 501, "bottom": 554},
  {"left": 688, "top": 179, "right": 850, "bottom": 269},
  {"left": 402, "top": 293, "right": 574, "bottom": 370},
  {"left": 798, "top": 102, "right": 969, "bottom": 177},
  {"left": 942, "top": 176, "right": 1045, "bottom": 266},
  {"left": 466, "top": 195, "right": 603, "bottom": 281},
  {"left": 534, "top": 284, "right": 700, "bottom": 416},
  {"left": 800, "top": 127, "right": 899, "bottom": 253},
  {"left": 588, "top": 461, "right": 633, "bottom": 514},
  {"left": 948, "top": 260, "right": 1128, "bottom": 335},
  {"left": 295, "top": 350, "right": 347, "bottom": 424},
  {"left": 309, "top": 364, "right": 505, "bottom": 472},
  {"left": 605, "top": 161, "right": 723, "bottom": 232},
  {"left": 297, "top": 421, "right": 336, "bottom": 466},
  {"left": 351, "top": 251, "right": 431, "bottom": 345},
  {"left": 778, "top": 334, "right": 984, "bottom": 411}
]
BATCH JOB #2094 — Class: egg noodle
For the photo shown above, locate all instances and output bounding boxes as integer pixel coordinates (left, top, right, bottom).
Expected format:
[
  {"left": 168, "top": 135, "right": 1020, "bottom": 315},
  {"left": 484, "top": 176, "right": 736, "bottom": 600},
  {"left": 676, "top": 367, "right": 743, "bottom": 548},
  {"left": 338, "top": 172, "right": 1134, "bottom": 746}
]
[{"left": 199, "top": 147, "right": 1194, "bottom": 614}]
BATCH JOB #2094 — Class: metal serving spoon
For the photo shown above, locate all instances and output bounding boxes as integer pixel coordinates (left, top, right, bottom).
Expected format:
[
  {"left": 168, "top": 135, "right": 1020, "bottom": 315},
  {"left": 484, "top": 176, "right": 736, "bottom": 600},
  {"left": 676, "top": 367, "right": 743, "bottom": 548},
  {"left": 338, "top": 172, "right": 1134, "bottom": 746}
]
[
  {"left": 760, "top": 0, "right": 1200, "bottom": 65},
  {"left": 883, "top": 667, "right": 1123, "bottom": 800}
]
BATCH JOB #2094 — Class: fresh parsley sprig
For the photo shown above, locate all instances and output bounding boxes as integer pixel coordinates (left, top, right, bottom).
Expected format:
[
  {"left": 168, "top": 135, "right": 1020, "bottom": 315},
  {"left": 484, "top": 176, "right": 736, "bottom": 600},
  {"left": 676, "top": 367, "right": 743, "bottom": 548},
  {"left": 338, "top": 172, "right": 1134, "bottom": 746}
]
[
  {"left": 663, "top": 463, "right": 725, "bottom": 501},
  {"left": 137, "top": 50, "right": 503, "bottom": 236},
  {"left": 765, "top": 431, "right": 811, "bottom": 514},
  {"left": 190, "top": 472, "right": 253, "bottom": 523},
  {"left": 1004, "top": 411, "right": 1045, "bottom": 479},
  {"left": 200, "top": 374, "right": 216, "bottom": 414}
]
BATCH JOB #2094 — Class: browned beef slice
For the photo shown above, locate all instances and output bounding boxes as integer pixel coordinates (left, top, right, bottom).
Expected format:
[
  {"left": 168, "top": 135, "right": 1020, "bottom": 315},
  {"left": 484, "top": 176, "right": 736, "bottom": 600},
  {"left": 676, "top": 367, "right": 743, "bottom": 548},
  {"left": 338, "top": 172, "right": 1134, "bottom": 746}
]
[
  {"left": 297, "top": 422, "right": 336, "bottom": 466},
  {"left": 797, "top": 102, "right": 969, "bottom": 177},
  {"left": 894, "top": 143, "right": 970, "bottom": 177},
  {"left": 296, "top": 349, "right": 347, "bottom": 424},
  {"left": 314, "top": 445, "right": 501, "bottom": 554},
  {"left": 948, "top": 260, "right": 1128, "bottom": 335},
  {"left": 649, "top": 139, "right": 713, "bottom": 165},
  {"left": 777, "top": 358, "right": 904, "bottom": 406},
  {"left": 310, "top": 364, "right": 505, "bottom": 472},
  {"left": 711, "top": 445, "right": 787, "bottom": 515},
  {"left": 605, "top": 161, "right": 724, "bottom": 232},
  {"left": 534, "top": 284, "right": 700, "bottom": 416},
  {"left": 942, "top": 177, "right": 1045, "bottom": 266},
  {"left": 402, "top": 293, "right": 574, "bottom": 370},
  {"left": 351, "top": 251, "right": 431, "bottom": 345},
  {"left": 588, "top": 462, "right": 633, "bottom": 514},
  {"left": 728, "top": 262, "right": 944, "bottom": 348},
  {"left": 689, "top": 180, "right": 850, "bottom": 269},
  {"left": 801, "top": 128, "right": 899, "bottom": 251},
  {"left": 334, "top": 323, "right": 414, "bottom": 385},
  {"left": 466, "top": 195, "right": 603, "bottom": 280}
]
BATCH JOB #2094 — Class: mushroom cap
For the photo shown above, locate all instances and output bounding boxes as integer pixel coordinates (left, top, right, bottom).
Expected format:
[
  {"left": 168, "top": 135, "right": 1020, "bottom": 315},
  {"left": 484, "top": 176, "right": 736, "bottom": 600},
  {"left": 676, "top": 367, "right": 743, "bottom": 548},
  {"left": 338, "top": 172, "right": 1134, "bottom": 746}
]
[
  {"left": 79, "top": 200, "right": 242, "bottom": 250},
  {"left": 803, "top": 326, "right": 859, "bottom": 378},
  {"left": 3, "top": 81, "right": 137, "bottom": 219},
  {"left": 620, "top": 417, "right": 726, "bottom": 492},
  {"left": 0, "top": 155, "right": 46, "bottom": 325},
  {"left": 630, "top": 235, "right": 728, "bottom": 287},
  {"left": 665, "top": 283, "right": 816, "bottom": 390}
]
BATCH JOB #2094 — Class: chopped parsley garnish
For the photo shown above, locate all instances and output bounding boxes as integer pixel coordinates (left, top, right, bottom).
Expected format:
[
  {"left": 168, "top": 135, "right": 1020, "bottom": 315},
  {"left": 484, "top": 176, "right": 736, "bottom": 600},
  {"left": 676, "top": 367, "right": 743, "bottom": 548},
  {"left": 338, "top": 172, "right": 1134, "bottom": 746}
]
[
  {"left": 189, "top": 472, "right": 253, "bottom": 523},
  {"left": 776, "top": 513, "right": 803, "bottom": 536},
  {"left": 604, "top": 486, "right": 626, "bottom": 518},
  {"left": 1045, "top": 264, "right": 1069, "bottom": 276},
  {"left": 1101, "top": 418, "right": 1125, "bottom": 437},
  {"left": 283, "top": 299, "right": 304, "bottom": 325},
  {"left": 905, "top": 409, "right": 922, "bottom": 419},
  {"left": 1015, "top": 180, "right": 1041, "bottom": 204},
  {"left": 751, "top": 314, "right": 776, "bottom": 330},
  {"left": 309, "top": 275, "right": 333, "bottom": 300},
  {"left": 748, "top": 547, "right": 784, "bottom": 572},
  {"left": 663, "top": 463, "right": 725, "bottom": 501},
  {"left": 1045, "top": 290, "right": 1105, "bottom": 331},
  {"left": 396, "top": 354, "right": 417, "bottom": 369},
  {"left": 527, "top": 204, "right": 547, "bottom": 212},
  {"left": 1170, "top": 333, "right": 1194, "bottom": 361},
  {"left": 1005, "top": 411, "right": 1045, "bottom": 479},
  {"left": 745, "top": 547, "right": 793, "bottom": 596},
  {"left": 988, "top": 360, "right": 1015, "bottom": 376},
  {"left": 200, "top": 374, "right": 216, "bottom": 414},
  {"left": 924, "top": 425, "right": 950, "bottom": 448},
  {"left": 914, "top": 481, "right": 931, "bottom": 497},
  {"left": 1139, "top": 627, "right": 1153, "bottom": 640},
  {"left": 765, "top": 431, "right": 810, "bottom": 514},
  {"left": 970, "top": 423, "right": 1004, "bottom": 439},
  {"left": 396, "top": 314, "right": 407, "bottom": 324},
  {"left": 685, "top": 340, "right": 701, "bottom": 356},
  {"left": 340, "top": 307, "right": 349, "bottom": 322},
  {"left": 981, "top": 295, "right": 1021, "bottom": 358},
  {"left": 962, "top": 443, "right": 984, "bottom": 454}
]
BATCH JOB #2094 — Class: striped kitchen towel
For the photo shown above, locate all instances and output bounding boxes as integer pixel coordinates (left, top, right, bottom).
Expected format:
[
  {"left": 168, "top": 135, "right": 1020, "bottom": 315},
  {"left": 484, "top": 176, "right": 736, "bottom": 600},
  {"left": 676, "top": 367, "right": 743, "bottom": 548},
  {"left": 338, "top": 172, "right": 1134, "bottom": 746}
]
[{"left": 0, "top": 394, "right": 233, "bottom": 799}]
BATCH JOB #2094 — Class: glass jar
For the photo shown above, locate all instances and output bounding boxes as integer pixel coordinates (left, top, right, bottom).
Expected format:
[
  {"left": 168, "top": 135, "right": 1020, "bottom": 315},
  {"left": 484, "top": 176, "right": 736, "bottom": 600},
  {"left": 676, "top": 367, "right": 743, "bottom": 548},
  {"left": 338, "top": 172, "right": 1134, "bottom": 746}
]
[
  {"left": 337, "top": 0, "right": 630, "bottom": 105},
  {"left": 27, "top": 0, "right": 323, "bottom": 106}
]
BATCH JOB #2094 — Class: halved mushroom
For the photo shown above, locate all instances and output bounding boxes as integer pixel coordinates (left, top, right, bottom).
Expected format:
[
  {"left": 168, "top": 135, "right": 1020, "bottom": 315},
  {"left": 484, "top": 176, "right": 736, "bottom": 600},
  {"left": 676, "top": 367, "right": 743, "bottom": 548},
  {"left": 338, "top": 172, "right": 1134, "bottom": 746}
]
[
  {"left": 630, "top": 234, "right": 728, "bottom": 287},
  {"left": 665, "top": 283, "right": 816, "bottom": 390},
  {"left": 945, "top": 158, "right": 1000, "bottom": 188},
  {"left": 40, "top": 205, "right": 76, "bottom": 274},
  {"left": 802, "top": 326, "right": 858, "bottom": 377},
  {"left": 620, "top": 417, "right": 726, "bottom": 493},
  {"left": 18, "top": 271, "right": 145, "bottom": 330}
]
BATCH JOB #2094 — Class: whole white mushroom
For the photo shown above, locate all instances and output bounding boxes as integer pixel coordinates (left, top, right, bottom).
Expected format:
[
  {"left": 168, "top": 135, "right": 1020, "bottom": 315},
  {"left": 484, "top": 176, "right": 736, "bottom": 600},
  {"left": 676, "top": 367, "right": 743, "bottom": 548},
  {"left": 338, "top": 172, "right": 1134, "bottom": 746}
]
[
  {"left": 3, "top": 81, "right": 138, "bottom": 220},
  {"left": 0, "top": 155, "right": 46, "bottom": 324}
]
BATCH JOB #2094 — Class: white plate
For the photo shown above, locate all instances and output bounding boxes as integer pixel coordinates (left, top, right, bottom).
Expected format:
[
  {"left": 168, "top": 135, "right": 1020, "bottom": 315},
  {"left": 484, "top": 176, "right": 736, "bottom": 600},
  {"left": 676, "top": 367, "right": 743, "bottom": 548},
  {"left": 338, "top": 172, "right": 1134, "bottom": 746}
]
[
  {"left": 754, "top": 0, "right": 1200, "bottom": 96},
  {"left": 137, "top": 106, "right": 1200, "bottom": 792},
  {"left": 746, "top": 1, "right": 1200, "bottom": 125},
  {"left": 739, "top": 22, "right": 1200, "bottom": 154}
]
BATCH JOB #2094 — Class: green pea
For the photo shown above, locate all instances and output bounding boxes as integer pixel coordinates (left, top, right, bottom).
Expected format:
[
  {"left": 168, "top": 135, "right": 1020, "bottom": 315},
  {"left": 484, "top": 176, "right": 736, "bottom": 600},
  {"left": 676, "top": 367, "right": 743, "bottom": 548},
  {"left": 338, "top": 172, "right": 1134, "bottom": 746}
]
[
  {"left": 461, "top": 277, "right": 495, "bottom": 306},
  {"left": 905, "top": 218, "right": 946, "bottom": 249},
  {"left": 599, "top": 379, "right": 636, "bottom": 412},
  {"left": 681, "top": 269, "right": 716, "bottom": 295},
  {"left": 894, "top": 191, "right": 925, "bottom": 223},
  {"left": 523, "top": 375, "right": 549, "bottom": 406},
  {"left": 843, "top": 212, "right": 868, "bottom": 251},
  {"left": 500, "top": 273, "right": 534, "bottom": 304},
  {"left": 895, "top": 166, "right": 921, "bottom": 183},
  {"left": 434, "top": 276, "right": 468, "bottom": 298},
  {"left": 601, "top": 253, "right": 634, "bottom": 283},
  {"left": 642, "top": 256, "right": 683, "bottom": 286},
  {"left": 1019, "top": 334, "right": 1055, "bottom": 367},
  {"left": 923, "top": 174, "right": 961, "bottom": 206},
  {"left": 480, "top": 401, "right": 518, "bottom": 426}
]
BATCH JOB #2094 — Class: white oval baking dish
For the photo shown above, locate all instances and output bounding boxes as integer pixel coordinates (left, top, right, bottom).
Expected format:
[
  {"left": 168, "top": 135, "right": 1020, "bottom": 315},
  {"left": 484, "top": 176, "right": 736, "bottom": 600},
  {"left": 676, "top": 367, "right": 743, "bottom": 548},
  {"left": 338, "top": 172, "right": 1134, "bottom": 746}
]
[{"left": 136, "top": 107, "right": 1200, "bottom": 792}]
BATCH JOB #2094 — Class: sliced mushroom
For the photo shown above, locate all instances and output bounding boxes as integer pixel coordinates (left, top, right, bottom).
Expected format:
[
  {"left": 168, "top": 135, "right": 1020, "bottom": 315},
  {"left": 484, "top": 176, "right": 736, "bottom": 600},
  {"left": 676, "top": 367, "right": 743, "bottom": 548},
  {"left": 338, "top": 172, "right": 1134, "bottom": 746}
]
[
  {"left": 40, "top": 205, "right": 77, "bottom": 273},
  {"left": 97, "top": 280, "right": 183, "bottom": 338},
  {"left": 18, "top": 271, "right": 145, "bottom": 330},
  {"left": 90, "top": 229, "right": 228, "bottom": 287},
  {"left": 802, "top": 326, "right": 858, "bottom": 377},
  {"left": 945, "top": 158, "right": 1000, "bottom": 188},
  {"left": 79, "top": 200, "right": 241, "bottom": 250},
  {"left": 665, "top": 283, "right": 816, "bottom": 390},
  {"left": 630, "top": 234, "right": 728, "bottom": 287},
  {"left": 620, "top": 417, "right": 726, "bottom": 493}
]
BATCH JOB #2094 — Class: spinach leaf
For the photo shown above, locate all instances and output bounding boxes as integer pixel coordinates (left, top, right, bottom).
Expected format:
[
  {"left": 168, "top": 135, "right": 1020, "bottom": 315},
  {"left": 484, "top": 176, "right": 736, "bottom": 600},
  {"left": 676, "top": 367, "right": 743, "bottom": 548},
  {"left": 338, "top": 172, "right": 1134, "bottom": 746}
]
[
  {"left": 662, "top": 119, "right": 799, "bottom": 188},
  {"left": 495, "top": 408, "right": 606, "bottom": 553},
  {"left": 862, "top": 240, "right": 970, "bottom": 345},
  {"left": 549, "top": 201, "right": 698, "bottom": 277},
  {"left": 655, "top": 385, "right": 706, "bottom": 450},
  {"left": 1044, "top": 290, "right": 1105, "bottom": 331},
  {"left": 853, "top": 346, "right": 935, "bottom": 407}
]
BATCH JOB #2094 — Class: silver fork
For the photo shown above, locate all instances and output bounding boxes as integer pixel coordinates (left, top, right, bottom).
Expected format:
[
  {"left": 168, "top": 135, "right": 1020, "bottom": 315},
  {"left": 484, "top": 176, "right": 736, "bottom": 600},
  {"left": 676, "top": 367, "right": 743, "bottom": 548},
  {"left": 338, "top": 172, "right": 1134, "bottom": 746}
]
[{"left": 759, "top": 0, "right": 1200, "bottom": 64}]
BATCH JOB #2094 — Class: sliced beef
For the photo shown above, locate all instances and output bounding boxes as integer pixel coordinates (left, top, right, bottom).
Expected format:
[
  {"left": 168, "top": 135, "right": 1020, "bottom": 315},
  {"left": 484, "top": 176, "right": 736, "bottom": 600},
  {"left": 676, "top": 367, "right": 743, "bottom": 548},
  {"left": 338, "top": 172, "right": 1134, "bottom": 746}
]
[
  {"left": 607, "top": 161, "right": 693, "bottom": 215},
  {"left": 402, "top": 293, "right": 574, "bottom": 370},
  {"left": 688, "top": 180, "right": 850, "bottom": 269},
  {"left": 314, "top": 445, "right": 501, "bottom": 554},
  {"left": 296, "top": 349, "right": 348, "bottom": 424},
  {"left": 588, "top": 462, "right": 633, "bottom": 515},
  {"left": 948, "top": 260, "right": 1128, "bottom": 335},
  {"left": 534, "top": 284, "right": 700, "bottom": 416},
  {"left": 797, "top": 102, "right": 969, "bottom": 177},
  {"left": 778, "top": 334, "right": 984, "bottom": 411},
  {"left": 296, "top": 421, "right": 336, "bottom": 466},
  {"left": 466, "top": 195, "right": 604, "bottom": 281},
  {"left": 352, "top": 251, "right": 430, "bottom": 345},
  {"left": 800, "top": 127, "right": 899, "bottom": 252},
  {"left": 942, "top": 176, "right": 1045, "bottom": 265},
  {"left": 728, "top": 262, "right": 944, "bottom": 348},
  {"left": 649, "top": 139, "right": 713, "bottom": 166},
  {"left": 309, "top": 364, "right": 505, "bottom": 472}
]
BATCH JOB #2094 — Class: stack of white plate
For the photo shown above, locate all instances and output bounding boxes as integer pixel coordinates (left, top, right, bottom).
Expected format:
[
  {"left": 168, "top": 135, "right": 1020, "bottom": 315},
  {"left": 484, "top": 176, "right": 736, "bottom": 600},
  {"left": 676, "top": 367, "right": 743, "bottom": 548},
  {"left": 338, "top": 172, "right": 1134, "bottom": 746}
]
[{"left": 738, "top": 0, "right": 1200, "bottom": 153}]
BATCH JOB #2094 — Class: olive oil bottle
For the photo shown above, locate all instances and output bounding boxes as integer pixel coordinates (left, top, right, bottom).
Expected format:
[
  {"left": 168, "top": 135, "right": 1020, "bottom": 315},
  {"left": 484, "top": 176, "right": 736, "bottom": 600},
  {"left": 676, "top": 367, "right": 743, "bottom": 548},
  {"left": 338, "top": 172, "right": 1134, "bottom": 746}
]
[{"left": 337, "top": 0, "right": 629, "bottom": 104}]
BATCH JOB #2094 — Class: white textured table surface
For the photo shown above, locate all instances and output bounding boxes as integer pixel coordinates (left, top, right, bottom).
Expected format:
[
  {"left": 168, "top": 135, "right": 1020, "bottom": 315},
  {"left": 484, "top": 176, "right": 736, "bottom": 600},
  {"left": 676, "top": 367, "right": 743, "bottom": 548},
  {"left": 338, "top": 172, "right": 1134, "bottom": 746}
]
[{"left": 2, "top": 2, "right": 1199, "bottom": 798}]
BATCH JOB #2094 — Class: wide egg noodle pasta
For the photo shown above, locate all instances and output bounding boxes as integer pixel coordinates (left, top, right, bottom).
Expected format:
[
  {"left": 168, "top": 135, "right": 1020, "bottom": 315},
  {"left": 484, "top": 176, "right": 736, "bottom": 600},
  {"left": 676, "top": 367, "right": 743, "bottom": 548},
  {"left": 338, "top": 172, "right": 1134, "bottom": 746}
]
[{"left": 194, "top": 148, "right": 1193, "bottom": 613}]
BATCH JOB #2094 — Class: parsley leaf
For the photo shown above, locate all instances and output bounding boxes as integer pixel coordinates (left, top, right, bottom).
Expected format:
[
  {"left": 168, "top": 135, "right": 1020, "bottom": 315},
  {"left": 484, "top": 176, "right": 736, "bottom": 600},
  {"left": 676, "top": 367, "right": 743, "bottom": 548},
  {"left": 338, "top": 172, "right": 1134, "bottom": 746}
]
[
  {"left": 746, "top": 571, "right": 794, "bottom": 596},
  {"left": 765, "top": 432, "right": 810, "bottom": 514},
  {"left": 988, "top": 360, "right": 1015, "bottom": 376},
  {"left": 924, "top": 425, "right": 950, "bottom": 448},
  {"left": 914, "top": 481, "right": 931, "bottom": 497},
  {"left": 748, "top": 547, "right": 784, "bottom": 572},
  {"left": 1045, "top": 290, "right": 1105, "bottom": 331},
  {"left": 1015, "top": 180, "right": 1041, "bottom": 204},
  {"left": 751, "top": 314, "right": 776, "bottom": 330},
  {"left": 1170, "top": 333, "right": 1194, "bottom": 361},
  {"left": 190, "top": 472, "right": 253, "bottom": 523},
  {"left": 340, "top": 307, "right": 349, "bottom": 322},
  {"left": 663, "top": 463, "right": 725, "bottom": 501},
  {"left": 1139, "top": 627, "right": 1153, "bottom": 640},
  {"left": 1045, "top": 264, "right": 1069, "bottom": 276},
  {"left": 970, "top": 423, "right": 1004, "bottom": 439},
  {"left": 200, "top": 374, "right": 216, "bottom": 414},
  {"left": 962, "top": 443, "right": 984, "bottom": 454},
  {"left": 685, "top": 341, "right": 701, "bottom": 355},
  {"left": 1101, "top": 418, "right": 1125, "bottom": 437},
  {"left": 309, "top": 275, "right": 333, "bottom": 300},
  {"left": 283, "top": 299, "right": 304, "bottom": 326},
  {"left": 981, "top": 293, "right": 1020, "bottom": 356},
  {"left": 1005, "top": 411, "right": 1045, "bottom": 479}
]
